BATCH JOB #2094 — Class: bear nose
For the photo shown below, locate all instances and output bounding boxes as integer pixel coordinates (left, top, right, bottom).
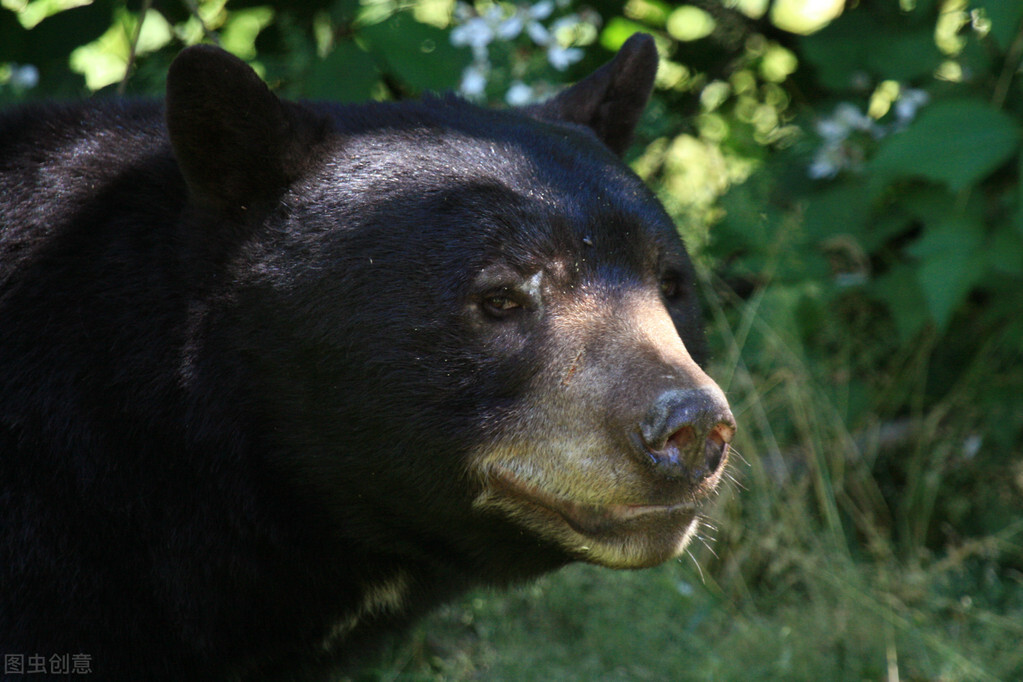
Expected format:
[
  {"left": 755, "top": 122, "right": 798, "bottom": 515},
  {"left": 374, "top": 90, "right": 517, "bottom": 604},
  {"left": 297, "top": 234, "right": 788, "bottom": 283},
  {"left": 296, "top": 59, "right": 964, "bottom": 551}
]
[{"left": 639, "top": 388, "right": 735, "bottom": 483}]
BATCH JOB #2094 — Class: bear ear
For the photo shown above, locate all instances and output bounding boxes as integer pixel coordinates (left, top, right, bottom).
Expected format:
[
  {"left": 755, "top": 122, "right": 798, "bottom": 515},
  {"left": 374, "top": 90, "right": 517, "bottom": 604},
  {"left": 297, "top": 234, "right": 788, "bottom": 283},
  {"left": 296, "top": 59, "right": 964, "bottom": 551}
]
[
  {"left": 527, "top": 33, "right": 658, "bottom": 157},
  {"left": 166, "top": 45, "right": 320, "bottom": 213}
]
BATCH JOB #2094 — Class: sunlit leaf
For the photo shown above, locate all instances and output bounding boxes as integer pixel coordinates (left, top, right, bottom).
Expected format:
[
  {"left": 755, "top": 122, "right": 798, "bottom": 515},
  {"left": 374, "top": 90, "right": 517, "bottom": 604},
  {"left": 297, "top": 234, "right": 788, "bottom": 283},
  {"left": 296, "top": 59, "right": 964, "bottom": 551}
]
[
  {"left": 666, "top": 6, "right": 715, "bottom": 42},
  {"left": 770, "top": 0, "right": 843, "bottom": 34},
  {"left": 69, "top": 8, "right": 173, "bottom": 91},
  {"left": 975, "top": 0, "right": 1023, "bottom": 53},
  {"left": 599, "top": 17, "right": 648, "bottom": 51},
  {"left": 220, "top": 6, "right": 275, "bottom": 61}
]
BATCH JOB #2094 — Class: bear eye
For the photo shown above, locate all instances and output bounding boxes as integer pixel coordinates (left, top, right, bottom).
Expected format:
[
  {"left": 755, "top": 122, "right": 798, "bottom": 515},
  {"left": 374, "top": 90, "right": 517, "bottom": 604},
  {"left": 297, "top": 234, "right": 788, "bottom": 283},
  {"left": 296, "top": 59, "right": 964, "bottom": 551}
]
[
  {"left": 481, "top": 293, "right": 522, "bottom": 319},
  {"left": 659, "top": 274, "right": 682, "bottom": 300}
]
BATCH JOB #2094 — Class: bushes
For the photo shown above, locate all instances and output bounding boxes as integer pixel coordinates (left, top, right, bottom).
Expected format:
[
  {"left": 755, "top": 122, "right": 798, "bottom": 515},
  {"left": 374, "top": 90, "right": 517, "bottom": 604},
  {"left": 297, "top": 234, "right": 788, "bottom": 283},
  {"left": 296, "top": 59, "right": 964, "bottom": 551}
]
[{"left": 3, "top": 1, "right": 1021, "bottom": 678}]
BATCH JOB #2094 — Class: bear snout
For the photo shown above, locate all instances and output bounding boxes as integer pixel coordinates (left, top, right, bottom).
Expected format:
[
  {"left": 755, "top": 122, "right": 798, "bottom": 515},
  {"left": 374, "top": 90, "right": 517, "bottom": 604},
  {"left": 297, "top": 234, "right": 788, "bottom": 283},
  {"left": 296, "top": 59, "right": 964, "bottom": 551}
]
[{"left": 639, "top": 387, "right": 736, "bottom": 486}]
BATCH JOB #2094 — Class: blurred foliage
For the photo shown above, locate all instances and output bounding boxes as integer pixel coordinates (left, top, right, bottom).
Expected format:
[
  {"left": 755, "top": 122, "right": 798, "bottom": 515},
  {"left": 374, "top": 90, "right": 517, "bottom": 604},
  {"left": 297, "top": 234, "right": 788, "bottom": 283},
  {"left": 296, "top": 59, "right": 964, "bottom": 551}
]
[
  {"left": 2, "top": 0, "right": 1022, "bottom": 679},
  {"left": 701, "top": 0, "right": 1023, "bottom": 560}
]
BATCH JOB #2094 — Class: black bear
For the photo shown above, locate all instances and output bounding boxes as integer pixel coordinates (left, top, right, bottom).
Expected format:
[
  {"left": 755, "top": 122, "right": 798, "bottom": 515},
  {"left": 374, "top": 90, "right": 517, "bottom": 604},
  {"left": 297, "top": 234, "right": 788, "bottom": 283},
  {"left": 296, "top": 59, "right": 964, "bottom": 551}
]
[{"left": 0, "top": 34, "right": 734, "bottom": 680}]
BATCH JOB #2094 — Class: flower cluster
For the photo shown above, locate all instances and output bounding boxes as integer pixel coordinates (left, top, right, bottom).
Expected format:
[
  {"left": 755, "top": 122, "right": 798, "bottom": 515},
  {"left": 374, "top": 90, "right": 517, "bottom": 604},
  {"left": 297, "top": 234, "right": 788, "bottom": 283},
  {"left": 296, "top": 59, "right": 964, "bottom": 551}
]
[
  {"left": 450, "top": 1, "right": 599, "bottom": 104},
  {"left": 808, "top": 88, "right": 929, "bottom": 180},
  {"left": 1, "top": 63, "right": 39, "bottom": 91}
]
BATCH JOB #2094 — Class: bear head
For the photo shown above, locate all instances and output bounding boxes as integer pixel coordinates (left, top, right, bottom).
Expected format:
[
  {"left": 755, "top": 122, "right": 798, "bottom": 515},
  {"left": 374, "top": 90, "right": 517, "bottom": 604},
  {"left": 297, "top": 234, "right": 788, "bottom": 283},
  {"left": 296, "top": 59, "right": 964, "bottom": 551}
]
[{"left": 165, "top": 34, "right": 735, "bottom": 579}]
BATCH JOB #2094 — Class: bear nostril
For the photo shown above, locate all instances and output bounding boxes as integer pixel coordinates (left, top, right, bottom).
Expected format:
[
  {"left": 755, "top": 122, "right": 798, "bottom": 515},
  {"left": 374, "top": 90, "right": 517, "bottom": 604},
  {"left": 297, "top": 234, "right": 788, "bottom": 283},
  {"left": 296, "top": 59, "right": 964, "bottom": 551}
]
[
  {"left": 666, "top": 424, "right": 695, "bottom": 454},
  {"left": 704, "top": 421, "right": 734, "bottom": 475}
]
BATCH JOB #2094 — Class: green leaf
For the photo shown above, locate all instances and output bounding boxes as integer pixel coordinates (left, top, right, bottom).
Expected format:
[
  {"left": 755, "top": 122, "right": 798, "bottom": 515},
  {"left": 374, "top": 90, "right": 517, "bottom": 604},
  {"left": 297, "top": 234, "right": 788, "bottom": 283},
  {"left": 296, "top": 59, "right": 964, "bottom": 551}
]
[
  {"left": 801, "top": 13, "right": 941, "bottom": 90},
  {"left": 908, "top": 217, "right": 986, "bottom": 329},
  {"left": 864, "top": 30, "right": 941, "bottom": 82},
  {"left": 975, "top": 0, "right": 1023, "bottom": 53},
  {"left": 871, "top": 265, "right": 928, "bottom": 342},
  {"left": 304, "top": 41, "right": 378, "bottom": 102},
  {"left": 871, "top": 100, "right": 1021, "bottom": 192},
  {"left": 360, "top": 13, "right": 469, "bottom": 93},
  {"left": 987, "top": 225, "right": 1023, "bottom": 275},
  {"left": 715, "top": 175, "right": 780, "bottom": 255},
  {"left": 802, "top": 181, "right": 871, "bottom": 243},
  {"left": 330, "top": 0, "right": 361, "bottom": 24},
  {"left": 1017, "top": 152, "right": 1023, "bottom": 237}
]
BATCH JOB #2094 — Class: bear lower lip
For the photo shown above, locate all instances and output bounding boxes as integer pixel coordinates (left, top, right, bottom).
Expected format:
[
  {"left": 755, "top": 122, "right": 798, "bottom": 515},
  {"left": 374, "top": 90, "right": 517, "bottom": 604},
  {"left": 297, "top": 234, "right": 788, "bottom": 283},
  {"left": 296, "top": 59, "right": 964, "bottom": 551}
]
[{"left": 486, "top": 467, "right": 696, "bottom": 537}]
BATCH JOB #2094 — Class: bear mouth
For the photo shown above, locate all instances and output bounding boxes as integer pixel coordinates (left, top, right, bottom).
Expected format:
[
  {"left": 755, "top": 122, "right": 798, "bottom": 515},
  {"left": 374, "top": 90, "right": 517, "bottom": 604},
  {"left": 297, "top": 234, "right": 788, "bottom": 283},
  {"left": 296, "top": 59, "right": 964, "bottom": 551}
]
[{"left": 484, "top": 466, "right": 698, "bottom": 539}]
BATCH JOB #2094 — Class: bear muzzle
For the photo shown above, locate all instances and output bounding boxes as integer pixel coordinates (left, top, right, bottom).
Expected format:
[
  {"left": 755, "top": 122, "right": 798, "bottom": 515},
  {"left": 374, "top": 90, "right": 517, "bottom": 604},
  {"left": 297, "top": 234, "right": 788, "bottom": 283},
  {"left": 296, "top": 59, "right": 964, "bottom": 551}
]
[{"left": 471, "top": 286, "right": 735, "bottom": 568}]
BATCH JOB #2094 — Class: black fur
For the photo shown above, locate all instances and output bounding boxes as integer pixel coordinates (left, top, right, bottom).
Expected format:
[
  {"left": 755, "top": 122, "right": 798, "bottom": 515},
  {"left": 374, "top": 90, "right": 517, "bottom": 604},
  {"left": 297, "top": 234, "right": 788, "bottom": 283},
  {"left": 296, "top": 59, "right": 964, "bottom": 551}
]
[{"left": 0, "top": 35, "right": 733, "bottom": 680}]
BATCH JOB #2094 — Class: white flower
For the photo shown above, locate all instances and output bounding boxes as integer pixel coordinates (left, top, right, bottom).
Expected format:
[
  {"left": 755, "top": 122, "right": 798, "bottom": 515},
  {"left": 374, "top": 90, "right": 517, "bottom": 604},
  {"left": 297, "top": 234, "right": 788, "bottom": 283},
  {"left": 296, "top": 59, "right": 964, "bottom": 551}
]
[
  {"left": 815, "top": 118, "right": 848, "bottom": 143},
  {"left": 547, "top": 45, "right": 583, "bottom": 71},
  {"left": 448, "top": 0, "right": 603, "bottom": 100},
  {"left": 808, "top": 141, "right": 850, "bottom": 180},
  {"left": 833, "top": 102, "right": 873, "bottom": 133},
  {"left": 481, "top": 5, "right": 504, "bottom": 25},
  {"left": 459, "top": 64, "right": 488, "bottom": 98},
  {"left": 813, "top": 102, "right": 881, "bottom": 154},
  {"left": 808, "top": 156, "right": 840, "bottom": 180},
  {"left": 962, "top": 434, "right": 982, "bottom": 459},
  {"left": 497, "top": 15, "right": 524, "bottom": 40},
  {"left": 451, "top": 17, "right": 494, "bottom": 50},
  {"left": 529, "top": 1, "right": 555, "bottom": 20},
  {"left": 506, "top": 81, "right": 534, "bottom": 106},
  {"left": 453, "top": 1, "right": 474, "bottom": 22},
  {"left": 894, "top": 89, "right": 929, "bottom": 124},
  {"left": 526, "top": 20, "right": 550, "bottom": 45},
  {"left": 10, "top": 64, "right": 39, "bottom": 90}
]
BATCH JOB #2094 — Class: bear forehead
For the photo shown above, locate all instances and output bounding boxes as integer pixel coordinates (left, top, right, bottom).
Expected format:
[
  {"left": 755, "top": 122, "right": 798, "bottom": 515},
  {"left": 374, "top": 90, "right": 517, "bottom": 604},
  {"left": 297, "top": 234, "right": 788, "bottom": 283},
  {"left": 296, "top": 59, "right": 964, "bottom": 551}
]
[
  {"left": 314, "top": 100, "right": 642, "bottom": 199},
  {"left": 302, "top": 160, "right": 673, "bottom": 276},
  {"left": 272, "top": 102, "right": 685, "bottom": 277},
  {"left": 307, "top": 123, "right": 673, "bottom": 243}
]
